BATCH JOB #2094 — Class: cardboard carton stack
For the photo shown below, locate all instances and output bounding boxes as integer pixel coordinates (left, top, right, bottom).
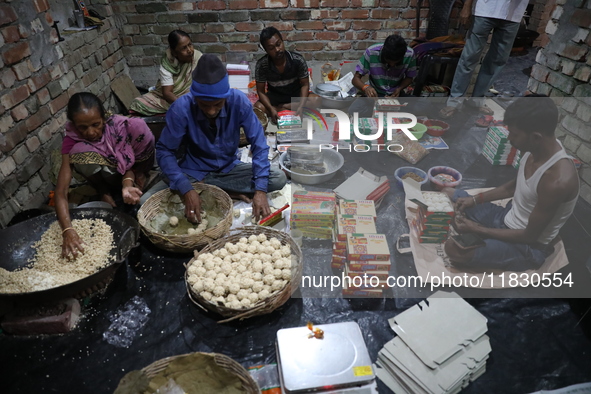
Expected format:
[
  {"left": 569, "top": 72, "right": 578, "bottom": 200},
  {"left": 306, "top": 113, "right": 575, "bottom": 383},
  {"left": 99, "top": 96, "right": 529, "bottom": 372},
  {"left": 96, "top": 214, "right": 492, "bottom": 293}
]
[
  {"left": 482, "top": 126, "right": 521, "bottom": 166},
  {"left": 409, "top": 192, "right": 455, "bottom": 244},
  {"left": 342, "top": 233, "right": 391, "bottom": 297},
  {"left": 375, "top": 291, "right": 491, "bottom": 394},
  {"left": 290, "top": 191, "right": 336, "bottom": 239}
]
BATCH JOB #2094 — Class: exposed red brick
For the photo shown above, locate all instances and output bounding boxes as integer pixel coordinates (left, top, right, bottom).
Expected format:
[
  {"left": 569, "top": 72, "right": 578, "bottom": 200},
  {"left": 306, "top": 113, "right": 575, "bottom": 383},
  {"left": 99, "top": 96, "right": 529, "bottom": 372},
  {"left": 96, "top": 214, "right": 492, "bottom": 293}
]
[
  {"left": 558, "top": 43, "right": 588, "bottom": 62},
  {"left": 345, "top": 31, "right": 371, "bottom": 40},
  {"left": 352, "top": 0, "right": 378, "bottom": 6},
  {"left": 325, "top": 21, "right": 350, "bottom": 30},
  {"left": 261, "top": 0, "right": 289, "bottom": 7},
  {"left": 391, "top": 20, "right": 410, "bottom": 29},
  {"left": 320, "top": 0, "right": 350, "bottom": 6},
  {"left": 26, "top": 71, "right": 51, "bottom": 93},
  {"left": 122, "top": 36, "right": 133, "bottom": 46},
  {"left": 571, "top": 9, "right": 591, "bottom": 29},
  {"left": 25, "top": 106, "right": 51, "bottom": 131},
  {"left": 1, "top": 25, "right": 20, "bottom": 43},
  {"left": 235, "top": 22, "right": 264, "bottom": 31},
  {"left": 169, "top": 2, "right": 197, "bottom": 11},
  {"left": 18, "top": 24, "right": 29, "bottom": 39},
  {"left": 229, "top": 43, "right": 259, "bottom": 51},
  {"left": 36, "top": 88, "right": 50, "bottom": 105},
  {"left": 373, "top": 9, "right": 399, "bottom": 19},
  {"left": 48, "top": 92, "right": 69, "bottom": 115},
  {"left": 10, "top": 103, "right": 28, "bottom": 121},
  {"left": 0, "top": 69, "right": 17, "bottom": 89},
  {"left": 266, "top": 21, "right": 294, "bottom": 31},
  {"left": 2, "top": 41, "right": 31, "bottom": 66},
  {"left": 0, "top": 5, "right": 18, "bottom": 26},
  {"left": 296, "top": 42, "right": 325, "bottom": 51},
  {"left": 33, "top": 0, "right": 49, "bottom": 13},
  {"left": 0, "top": 84, "right": 30, "bottom": 109},
  {"left": 352, "top": 21, "right": 382, "bottom": 30},
  {"left": 296, "top": 21, "right": 324, "bottom": 30},
  {"left": 290, "top": 0, "right": 320, "bottom": 7},
  {"left": 311, "top": 10, "right": 339, "bottom": 19},
  {"left": 342, "top": 9, "right": 369, "bottom": 19},
  {"left": 286, "top": 31, "right": 315, "bottom": 41},
  {"left": 229, "top": 0, "right": 259, "bottom": 10},
  {"left": 193, "top": 33, "right": 219, "bottom": 42},
  {"left": 316, "top": 31, "right": 340, "bottom": 40},
  {"left": 198, "top": 0, "right": 227, "bottom": 10},
  {"left": 327, "top": 41, "right": 352, "bottom": 50}
]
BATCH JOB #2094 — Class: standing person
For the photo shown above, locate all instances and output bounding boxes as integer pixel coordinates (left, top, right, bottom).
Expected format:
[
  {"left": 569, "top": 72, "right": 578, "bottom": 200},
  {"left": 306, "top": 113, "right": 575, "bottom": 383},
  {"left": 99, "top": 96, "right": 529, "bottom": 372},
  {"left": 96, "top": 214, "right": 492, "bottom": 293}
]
[
  {"left": 254, "top": 27, "right": 312, "bottom": 124},
  {"left": 56, "top": 92, "right": 155, "bottom": 258},
  {"left": 443, "top": 96, "right": 579, "bottom": 271},
  {"left": 348, "top": 34, "right": 417, "bottom": 118},
  {"left": 130, "top": 30, "right": 202, "bottom": 116},
  {"left": 152, "top": 54, "right": 287, "bottom": 223},
  {"left": 439, "top": 0, "right": 529, "bottom": 119}
]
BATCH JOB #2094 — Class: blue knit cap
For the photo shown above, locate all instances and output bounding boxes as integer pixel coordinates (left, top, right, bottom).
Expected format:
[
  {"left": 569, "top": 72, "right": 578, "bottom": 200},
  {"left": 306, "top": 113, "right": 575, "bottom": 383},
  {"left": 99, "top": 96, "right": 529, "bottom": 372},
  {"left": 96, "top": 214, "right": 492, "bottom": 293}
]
[{"left": 190, "top": 54, "right": 231, "bottom": 100}]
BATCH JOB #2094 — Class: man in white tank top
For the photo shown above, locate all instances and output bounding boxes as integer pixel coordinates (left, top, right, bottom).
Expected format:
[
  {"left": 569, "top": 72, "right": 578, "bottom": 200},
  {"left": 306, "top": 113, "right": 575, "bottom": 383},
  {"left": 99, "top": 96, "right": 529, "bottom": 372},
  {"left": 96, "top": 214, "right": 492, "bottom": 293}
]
[{"left": 444, "top": 95, "right": 580, "bottom": 271}]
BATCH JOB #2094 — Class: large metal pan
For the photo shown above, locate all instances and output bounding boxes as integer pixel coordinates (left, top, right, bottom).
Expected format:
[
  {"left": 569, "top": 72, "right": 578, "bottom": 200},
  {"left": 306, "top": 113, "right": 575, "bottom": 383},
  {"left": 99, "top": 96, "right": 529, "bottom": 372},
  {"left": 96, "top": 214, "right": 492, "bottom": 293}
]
[{"left": 0, "top": 208, "right": 139, "bottom": 304}]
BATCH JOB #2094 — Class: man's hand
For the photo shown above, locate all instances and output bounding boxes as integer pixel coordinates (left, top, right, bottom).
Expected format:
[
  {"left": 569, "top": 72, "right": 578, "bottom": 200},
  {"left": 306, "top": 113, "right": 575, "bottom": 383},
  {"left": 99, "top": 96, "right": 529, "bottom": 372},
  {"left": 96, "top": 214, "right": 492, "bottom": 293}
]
[
  {"left": 389, "top": 88, "right": 402, "bottom": 98},
  {"left": 454, "top": 196, "right": 475, "bottom": 214},
  {"left": 183, "top": 189, "right": 202, "bottom": 224},
  {"left": 122, "top": 186, "right": 143, "bottom": 205},
  {"left": 295, "top": 105, "right": 305, "bottom": 118},
  {"left": 270, "top": 108, "right": 279, "bottom": 125},
  {"left": 62, "top": 229, "right": 85, "bottom": 259},
  {"left": 364, "top": 86, "right": 377, "bottom": 98},
  {"left": 453, "top": 214, "right": 479, "bottom": 234},
  {"left": 459, "top": 4, "right": 472, "bottom": 26},
  {"left": 252, "top": 190, "right": 271, "bottom": 222}
]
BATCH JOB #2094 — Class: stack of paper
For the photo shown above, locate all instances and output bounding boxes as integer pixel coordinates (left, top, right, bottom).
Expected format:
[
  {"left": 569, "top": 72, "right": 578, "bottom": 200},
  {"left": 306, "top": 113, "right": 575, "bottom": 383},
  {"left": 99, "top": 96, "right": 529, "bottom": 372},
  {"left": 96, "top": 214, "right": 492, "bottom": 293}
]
[
  {"left": 289, "top": 191, "right": 336, "bottom": 239},
  {"left": 482, "top": 126, "right": 521, "bottom": 166},
  {"left": 375, "top": 291, "right": 491, "bottom": 394},
  {"left": 226, "top": 64, "right": 250, "bottom": 93}
]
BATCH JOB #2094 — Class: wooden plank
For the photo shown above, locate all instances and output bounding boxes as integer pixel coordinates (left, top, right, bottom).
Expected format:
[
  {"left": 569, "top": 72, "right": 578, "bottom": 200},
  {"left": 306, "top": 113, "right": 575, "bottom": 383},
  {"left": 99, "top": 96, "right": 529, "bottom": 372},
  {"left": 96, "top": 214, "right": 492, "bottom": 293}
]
[{"left": 111, "top": 74, "right": 141, "bottom": 112}]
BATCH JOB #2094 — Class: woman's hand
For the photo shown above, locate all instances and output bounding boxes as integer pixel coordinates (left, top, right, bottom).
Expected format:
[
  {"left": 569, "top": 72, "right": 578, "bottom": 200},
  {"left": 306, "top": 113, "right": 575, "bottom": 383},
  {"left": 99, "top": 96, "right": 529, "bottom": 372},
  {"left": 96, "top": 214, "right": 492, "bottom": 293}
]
[
  {"left": 62, "top": 229, "right": 85, "bottom": 259},
  {"left": 122, "top": 186, "right": 143, "bottom": 205},
  {"left": 183, "top": 189, "right": 202, "bottom": 224}
]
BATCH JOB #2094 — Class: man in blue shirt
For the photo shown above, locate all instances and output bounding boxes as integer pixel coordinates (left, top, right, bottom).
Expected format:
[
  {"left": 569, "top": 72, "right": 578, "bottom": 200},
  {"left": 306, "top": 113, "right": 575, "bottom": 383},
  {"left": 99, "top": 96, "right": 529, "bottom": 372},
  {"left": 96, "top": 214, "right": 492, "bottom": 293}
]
[{"left": 153, "top": 54, "right": 286, "bottom": 222}]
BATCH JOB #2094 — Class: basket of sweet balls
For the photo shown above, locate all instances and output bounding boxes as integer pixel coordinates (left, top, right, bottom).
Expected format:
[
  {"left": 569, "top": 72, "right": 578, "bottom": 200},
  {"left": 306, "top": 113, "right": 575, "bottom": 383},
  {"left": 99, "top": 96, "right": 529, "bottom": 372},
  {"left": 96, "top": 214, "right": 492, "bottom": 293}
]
[
  {"left": 185, "top": 226, "right": 302, "bottom": 323},
  {"left": 137, "top": 183, "right": 233, "bottom": 253}
]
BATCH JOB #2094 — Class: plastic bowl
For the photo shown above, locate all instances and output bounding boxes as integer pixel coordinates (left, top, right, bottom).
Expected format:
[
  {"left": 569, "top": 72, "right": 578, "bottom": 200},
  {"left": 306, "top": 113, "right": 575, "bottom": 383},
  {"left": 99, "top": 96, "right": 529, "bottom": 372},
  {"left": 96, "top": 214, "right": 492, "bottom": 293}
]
[
  {"left": 394, "top": 166, "right": 428, "bottom": 188},
  {"left": 423, "top": 119, "right": 450, "bottom": 137},
  {"left": 279, "top": 148, "right": 344, "bottom": 185},
  {"left": 428, "top": 166, "right": 462, "bottom": 190},
  {"left": 409, "top": 122, "right": 427, "bottom": 140}
]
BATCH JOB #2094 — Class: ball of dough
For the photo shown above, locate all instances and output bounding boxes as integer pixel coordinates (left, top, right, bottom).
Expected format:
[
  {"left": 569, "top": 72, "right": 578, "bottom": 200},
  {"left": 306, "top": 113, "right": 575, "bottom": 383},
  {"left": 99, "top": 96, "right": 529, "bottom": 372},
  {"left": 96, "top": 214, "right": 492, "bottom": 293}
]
[{"left": 169, "top": 216, "right": 179, "bottom": 227}]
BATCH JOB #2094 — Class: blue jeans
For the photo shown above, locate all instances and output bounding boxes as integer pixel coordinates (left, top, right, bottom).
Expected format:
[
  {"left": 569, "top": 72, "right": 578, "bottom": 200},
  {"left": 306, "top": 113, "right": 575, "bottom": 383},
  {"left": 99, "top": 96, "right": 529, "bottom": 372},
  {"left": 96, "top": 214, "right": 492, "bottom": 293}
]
[
  {"left": 447, "top": 16, "right": 520, "bottom": 108},
  {"left": 452, "top": 190, "right": 552, "bottom": 271},
  {"left": 139, "top": 163, "right": 286, "bottom": 204}
]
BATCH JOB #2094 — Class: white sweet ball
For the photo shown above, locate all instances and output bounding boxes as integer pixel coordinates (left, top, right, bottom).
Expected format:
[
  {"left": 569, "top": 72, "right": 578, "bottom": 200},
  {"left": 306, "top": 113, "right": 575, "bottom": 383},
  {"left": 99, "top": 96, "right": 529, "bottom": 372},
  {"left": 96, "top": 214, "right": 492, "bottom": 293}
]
[
  {"left": 169, "top": 216, "right": 179, "bottom": 227},
  {"left": 187, "top": 274, "right": 199, "bottom": 285},
  {"left": 250, "top": 240, "right": 261, "bottom": 249},
  {"left": 252, "top": 281, "right": 264, "bottom": 293},
  {"left": 258, "top": 289, "right": 270, "bottom": 299},
  {"left": 240, "top": 298, "right": 252, "bottom": 308},
  {"left": 280, "top": 246, "right": 291, "bottom": 257},
  {"left": 252, "top": 272, "right": 263, "bottom": 281},
  {"left": 188, "top": 265, "right": 199, "bottom": 275},
  {"left": 260, "top": 254, "right": 272, "bottom": 264},
  {"left": 263, "top": 274, "right": 275, "bottom": 285},
  {"left": 236, "top": 264, "right": 247, "bottom": 273},
  {"left": 273, "top": 259, "right": 285, "bottom": 270},
  {"left": 205, "top": 270, "right": 217, "bottom": 279},
  {"left": 239, "top": 237, "right": 248, "bottom": 244},
  {"left": 231, "top": 252, "right": 243, "bottom": 262},
  {"left": 251, "top": 260, "right": 263, "bottom": 273},
  {"left": 203, "top": 278, "right": 215, "bottom": 292},
  {"left": 226, "top": 244, "right": 239, "bottom": 254},
  {"left": 204, "top": 260, "right": 215, "bottom": 270},
  {"left": 248, "top": 292, "right": 259, "bottom": 303},
  {"left": 200, "top": 291, "right": 213, "bottom": 301},
  {"left": 248, "top": 235, "right": 258, "bottom": 243},
  {"left": 218, "top": 249, "right": 229, "bottom": 258},
  {"left": 191, "top": 260, "right": 204, "bottom": 269},
  {"left": 261, "top": 240, "right": 271, "bottom": 247},
  {"left": 240, "top": 277, "right": 255, "bottom": 289},
  {"left": 262, "top": 285, "right": 272, "bottom": 293},
  {"left": 226, "top": 294, "right": 238, "bottom": 303},
  {"left": 192, "top": 280, "right": 204, "bottom": 293},
  {"left": 187, "top": 228, "right": 197, "bottom": 235},
  {"left": 195, "top": 267, "right": 207, "bottom": 276},
  {"left": 282, "top": 268, "right": 292, "bottom": 281},
  {"left": 247, "top": 244, "right": 258, "bottom": 254},
  {"left": 257, "top": 233, "right": 267, "bottom": 242},
  {"left": 264, "top": 246, "right": 275, "bottom": 255},
  {"left": 271, "top": 280, "right": 285, "bottom": 291},
  {"left": 236, "top": 289, "right": 249, "bottom": 300},
  {"left": 213, "top": 256, "right": 223, "bottom": 265},
  {"left": 263, "top": 264, "right": 275, "bottom": 276},
  {"left": 271, "top": 251, "right": 282, "bottom": 260},
  {"left": 212, "top": 249, "right": 221, "bottom": 257},
  {"left": 237, "top": 243, "right": 249, "bottom": 252},
  {"left": 270, "top": 238, "right": 282, "bottom": 249},
  {"left": 220, "top": 262, "right": 233, "bottom": 275},
  {"left": 228, "top": 300, "right": 241, "bottom": 309},
  {"left": 213, "top": 285, "right": 225, "bottom": 296},
  {"left": 241, "top": 271, "right": 253, "bottom": 280},
  {"left": 228, "top": 282, "right": 241, "bottom": 294},
  {"left": 223, "top": 255, "right": 233, "bottom": 263}
]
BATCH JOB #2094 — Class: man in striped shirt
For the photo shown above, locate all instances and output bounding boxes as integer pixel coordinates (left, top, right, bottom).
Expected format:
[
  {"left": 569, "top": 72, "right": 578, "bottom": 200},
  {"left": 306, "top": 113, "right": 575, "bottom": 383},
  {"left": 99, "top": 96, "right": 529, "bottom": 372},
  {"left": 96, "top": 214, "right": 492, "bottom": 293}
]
[
  {"left": 254, "top": 27, "right": 312, "bottom": 124},
  {"left": 349, "top": 34, "right": 418, "bottom": 117}
]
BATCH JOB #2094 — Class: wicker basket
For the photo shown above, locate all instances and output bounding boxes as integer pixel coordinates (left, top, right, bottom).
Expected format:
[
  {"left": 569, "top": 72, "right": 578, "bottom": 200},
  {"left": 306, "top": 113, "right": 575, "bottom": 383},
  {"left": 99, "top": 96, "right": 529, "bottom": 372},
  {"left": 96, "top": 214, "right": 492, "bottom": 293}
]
[
  {"left": 253, "top": 107, "right": 269, "bottom": 131},
  {"left": 186, "top": 226, "right": 303, "bottom": 323},
  {"left": 140, "top": 352, "right": 260, "bottom": 394},
  {"left": 137, "top": 183, "right": 233, "bottom": 253}
]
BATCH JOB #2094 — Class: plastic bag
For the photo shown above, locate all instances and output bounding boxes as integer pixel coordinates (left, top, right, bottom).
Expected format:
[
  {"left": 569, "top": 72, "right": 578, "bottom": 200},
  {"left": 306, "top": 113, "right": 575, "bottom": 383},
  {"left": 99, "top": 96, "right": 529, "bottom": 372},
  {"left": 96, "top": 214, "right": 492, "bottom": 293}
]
[{"left": 389, "top": 133, "right": 429, "bottom": 164}]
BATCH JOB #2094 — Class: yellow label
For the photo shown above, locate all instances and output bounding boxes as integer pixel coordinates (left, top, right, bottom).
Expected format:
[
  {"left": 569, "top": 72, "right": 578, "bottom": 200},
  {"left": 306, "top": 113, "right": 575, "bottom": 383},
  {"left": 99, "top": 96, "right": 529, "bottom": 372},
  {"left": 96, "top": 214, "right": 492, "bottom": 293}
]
[{"left": 353, "top": 365, "right": 373, "bottom": 377}]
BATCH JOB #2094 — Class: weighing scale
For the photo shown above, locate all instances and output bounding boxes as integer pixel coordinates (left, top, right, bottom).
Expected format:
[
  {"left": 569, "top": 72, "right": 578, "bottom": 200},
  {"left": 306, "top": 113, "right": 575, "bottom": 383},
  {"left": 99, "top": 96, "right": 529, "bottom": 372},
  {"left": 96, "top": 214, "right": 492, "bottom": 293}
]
[{"left": 276, "top": 322, "right": 377, "bottom": 393}]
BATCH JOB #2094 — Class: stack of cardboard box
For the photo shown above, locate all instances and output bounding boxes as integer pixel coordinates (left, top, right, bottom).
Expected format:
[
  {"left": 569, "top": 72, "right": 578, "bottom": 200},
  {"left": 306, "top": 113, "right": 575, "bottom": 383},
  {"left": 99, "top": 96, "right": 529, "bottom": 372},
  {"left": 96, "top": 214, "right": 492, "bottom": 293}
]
[
  {"left": 409, "top": 192, "right": 455, "bottom": 244},
  {"left": 482, "top": 126, "right": 521, "bottom": 167},
  {"left": 290, "top": 191, "right": 336, "bottom": 239}
]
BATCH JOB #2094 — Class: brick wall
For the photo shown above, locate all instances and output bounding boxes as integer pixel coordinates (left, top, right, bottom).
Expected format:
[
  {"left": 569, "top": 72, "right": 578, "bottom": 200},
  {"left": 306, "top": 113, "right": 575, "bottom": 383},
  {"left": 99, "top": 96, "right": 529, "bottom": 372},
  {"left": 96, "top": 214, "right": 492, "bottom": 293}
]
[
  {"left": 528, "top": 0, "right": 591, "bottom": 204},
  {"left": 113, "top": 0, "right": 455, "bottom": 88},
  {"left": 0, "top": 0, "right": 128, "bottom": 227},
  {"left": 530, "top": 0, "right": 556, "bottom": 47}
]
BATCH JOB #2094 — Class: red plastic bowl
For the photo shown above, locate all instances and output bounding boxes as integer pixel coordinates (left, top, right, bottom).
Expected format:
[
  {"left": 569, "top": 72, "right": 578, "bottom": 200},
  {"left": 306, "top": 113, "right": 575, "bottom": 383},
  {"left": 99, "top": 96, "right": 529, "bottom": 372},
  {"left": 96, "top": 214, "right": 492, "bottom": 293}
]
[
  {"left": 422, "top": 119, "right": 450, "bottom": 137},
  {"left": 428, "top": 166, "right": 462, "bottom": 191}
]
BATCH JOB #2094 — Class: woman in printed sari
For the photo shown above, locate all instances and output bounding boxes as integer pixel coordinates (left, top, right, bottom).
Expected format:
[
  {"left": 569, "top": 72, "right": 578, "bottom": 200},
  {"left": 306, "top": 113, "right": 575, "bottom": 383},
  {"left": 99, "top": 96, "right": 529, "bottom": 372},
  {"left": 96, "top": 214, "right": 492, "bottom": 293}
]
[
  {"left": 130, "top": 30, "right": 202, "bottom": 116},
  {"left": 56, "top": 92, "right": 155, "bottom": 258}
]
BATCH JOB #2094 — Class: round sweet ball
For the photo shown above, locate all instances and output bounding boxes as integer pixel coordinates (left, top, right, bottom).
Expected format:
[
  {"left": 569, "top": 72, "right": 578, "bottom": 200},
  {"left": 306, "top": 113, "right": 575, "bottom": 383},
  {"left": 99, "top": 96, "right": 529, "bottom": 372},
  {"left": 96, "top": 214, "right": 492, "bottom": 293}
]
[{"left": 169, "top": 216, "right": 179, "bottom": 227}]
